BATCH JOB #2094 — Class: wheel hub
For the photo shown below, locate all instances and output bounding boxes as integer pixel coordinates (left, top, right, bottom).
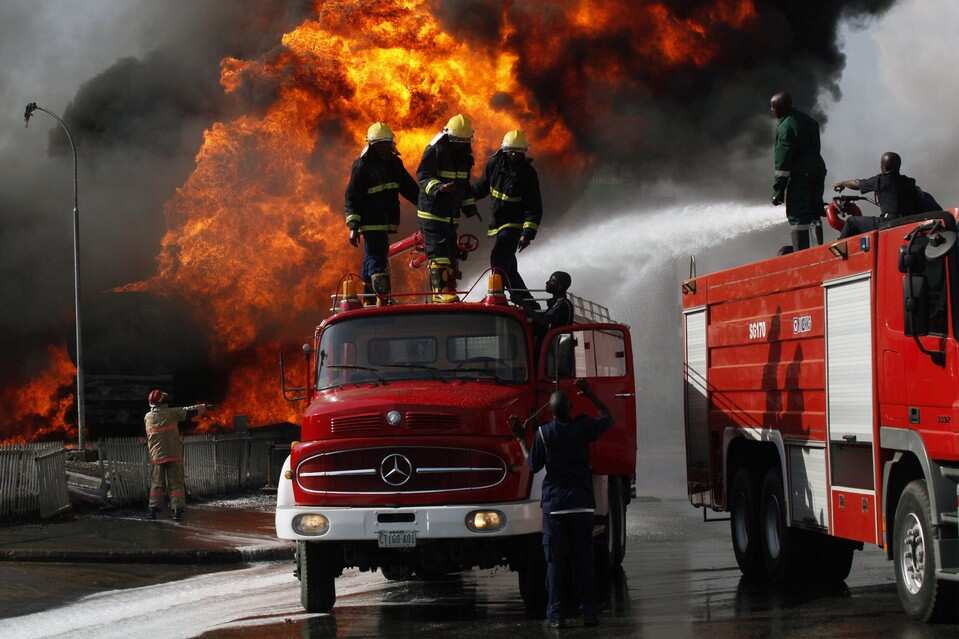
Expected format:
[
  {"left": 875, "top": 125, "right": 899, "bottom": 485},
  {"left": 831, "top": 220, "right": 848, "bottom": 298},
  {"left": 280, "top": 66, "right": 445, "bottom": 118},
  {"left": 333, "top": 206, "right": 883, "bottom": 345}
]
[{"left": 900, "top": 513, "right": 926, "bottom": 595}]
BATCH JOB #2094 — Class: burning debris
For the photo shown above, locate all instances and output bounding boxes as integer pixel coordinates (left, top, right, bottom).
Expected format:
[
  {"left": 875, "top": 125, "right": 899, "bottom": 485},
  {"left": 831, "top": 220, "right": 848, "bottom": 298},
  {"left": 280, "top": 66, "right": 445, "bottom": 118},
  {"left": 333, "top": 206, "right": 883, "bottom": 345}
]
[{"left": 2, "top": 0, "right": 898, "bottom": 440}]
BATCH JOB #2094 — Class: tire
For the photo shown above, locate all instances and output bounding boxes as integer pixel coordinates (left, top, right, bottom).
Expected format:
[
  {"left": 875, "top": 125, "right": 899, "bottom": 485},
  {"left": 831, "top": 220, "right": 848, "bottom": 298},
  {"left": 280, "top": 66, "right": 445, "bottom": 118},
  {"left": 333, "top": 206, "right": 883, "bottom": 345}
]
[
  {"left": 892, "top": 480, "right": 959, "bottom": 623},
  {"left": 298, "top": 541, "right": 338, "bottom": 613},
  {"left": 518, "top": 535, "right": 548, "bottom": 618},
  {"left": 729, "top": 467, "right": 764, "bottom": 579},
  {"left": 759, "top": 466, "right": 799, "bottom": 582},
  {"left": 381, "top": 564, "right": 412, "bottom": 581},
  {"left": 607, "top": 477, "right": 627, "bottom": 567}
]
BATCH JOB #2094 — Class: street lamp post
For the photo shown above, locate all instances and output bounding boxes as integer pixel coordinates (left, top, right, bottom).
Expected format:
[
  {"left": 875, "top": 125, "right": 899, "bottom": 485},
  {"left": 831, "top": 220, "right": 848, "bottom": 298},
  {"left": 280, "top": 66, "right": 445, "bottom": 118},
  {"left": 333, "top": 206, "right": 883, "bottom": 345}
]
[{"left": 24, "top": 102, "right": 86, "bottom": 450}]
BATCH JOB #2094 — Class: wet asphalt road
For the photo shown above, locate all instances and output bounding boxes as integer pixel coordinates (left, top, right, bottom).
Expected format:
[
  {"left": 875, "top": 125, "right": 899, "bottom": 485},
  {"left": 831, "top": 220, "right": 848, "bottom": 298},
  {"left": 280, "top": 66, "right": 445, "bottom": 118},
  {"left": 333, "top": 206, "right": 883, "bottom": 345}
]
[{"left": 3, "top": 498, "right": 957, "bottom": 638}]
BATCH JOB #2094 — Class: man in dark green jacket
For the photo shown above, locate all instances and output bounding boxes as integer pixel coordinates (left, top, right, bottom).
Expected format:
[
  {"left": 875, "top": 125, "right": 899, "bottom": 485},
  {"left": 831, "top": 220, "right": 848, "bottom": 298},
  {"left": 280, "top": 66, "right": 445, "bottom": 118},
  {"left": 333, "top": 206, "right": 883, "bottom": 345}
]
[{"left": 770, "top": 92, "right": 827, "bottom": 251}]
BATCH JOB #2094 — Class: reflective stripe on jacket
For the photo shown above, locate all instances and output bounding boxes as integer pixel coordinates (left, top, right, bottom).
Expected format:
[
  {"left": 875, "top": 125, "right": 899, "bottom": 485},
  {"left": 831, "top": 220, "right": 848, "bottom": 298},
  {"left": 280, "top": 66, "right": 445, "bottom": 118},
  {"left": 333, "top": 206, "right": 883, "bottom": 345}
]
[
  {"left": 416, "top": 134, "right": 477, "bottom": 224},
  {"left": 344, "top": 153, "right": 419, "bottom": 233},
  {"left": 472, "top": 150, "right": 543, "bottom": 237}
]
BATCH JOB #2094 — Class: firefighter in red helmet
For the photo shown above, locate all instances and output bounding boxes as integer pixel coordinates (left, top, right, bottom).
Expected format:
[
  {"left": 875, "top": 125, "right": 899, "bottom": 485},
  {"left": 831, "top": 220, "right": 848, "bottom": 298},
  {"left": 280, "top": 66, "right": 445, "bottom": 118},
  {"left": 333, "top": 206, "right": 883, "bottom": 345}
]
[{"left": 145, "top": 390, "right": 209, "bottom": 520}]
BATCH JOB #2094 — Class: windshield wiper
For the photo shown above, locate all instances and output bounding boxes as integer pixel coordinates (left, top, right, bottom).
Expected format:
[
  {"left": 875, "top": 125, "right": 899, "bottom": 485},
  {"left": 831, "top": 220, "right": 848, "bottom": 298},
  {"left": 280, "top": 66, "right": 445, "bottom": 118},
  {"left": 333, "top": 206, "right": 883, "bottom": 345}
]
[
  {"left": 380, "top": 364, "right": 447, "bottom": 383},
  {"left": 323, "top": 365, "right": 388, "bottom": 386}
]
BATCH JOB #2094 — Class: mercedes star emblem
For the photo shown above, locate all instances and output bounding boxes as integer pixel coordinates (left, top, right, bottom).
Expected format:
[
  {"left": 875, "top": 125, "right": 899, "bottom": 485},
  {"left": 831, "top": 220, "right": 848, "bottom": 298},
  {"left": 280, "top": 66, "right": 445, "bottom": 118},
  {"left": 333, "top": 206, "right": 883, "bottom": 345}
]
[{"left": 380, "top": 453, "right": 413, "bottom": 487}]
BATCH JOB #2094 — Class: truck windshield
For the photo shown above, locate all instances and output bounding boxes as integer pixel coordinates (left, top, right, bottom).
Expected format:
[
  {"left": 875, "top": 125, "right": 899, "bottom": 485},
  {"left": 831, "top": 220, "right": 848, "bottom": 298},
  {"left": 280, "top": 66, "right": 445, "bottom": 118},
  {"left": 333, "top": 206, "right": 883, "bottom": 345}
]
[{"left": 316, "top": 312, "right": 528, "bottom": 389}]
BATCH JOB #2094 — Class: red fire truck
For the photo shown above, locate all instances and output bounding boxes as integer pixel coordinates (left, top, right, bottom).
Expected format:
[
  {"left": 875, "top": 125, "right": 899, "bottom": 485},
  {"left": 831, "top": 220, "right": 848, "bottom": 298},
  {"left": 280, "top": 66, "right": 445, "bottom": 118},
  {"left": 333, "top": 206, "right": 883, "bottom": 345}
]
[
  {"left": 682, "top": 208, "right": 959, "bottom": 622},
  {"left": 275, "top": 245, "right": 638, "bottom": 614}
]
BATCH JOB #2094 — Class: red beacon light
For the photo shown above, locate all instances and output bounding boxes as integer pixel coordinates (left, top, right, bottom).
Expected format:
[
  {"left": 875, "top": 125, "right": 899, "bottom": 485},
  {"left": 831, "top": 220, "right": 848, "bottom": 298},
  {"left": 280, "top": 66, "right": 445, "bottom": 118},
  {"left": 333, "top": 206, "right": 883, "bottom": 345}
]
[{"left": 484, "top": 272, "right": 508, "bottom": 306}]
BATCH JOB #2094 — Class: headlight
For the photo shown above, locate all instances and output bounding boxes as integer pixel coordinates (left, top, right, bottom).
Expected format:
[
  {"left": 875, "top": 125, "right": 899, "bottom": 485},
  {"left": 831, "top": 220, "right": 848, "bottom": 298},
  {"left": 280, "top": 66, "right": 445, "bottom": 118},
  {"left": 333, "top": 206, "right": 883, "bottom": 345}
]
[
  {"left": 466, "top": 510, "right": 505, "bottom": 532},
  {"left": 386, "top": 410, "right": 402, "bottom": 427},
  {"left": 293, "top": 513, "right": 330, "bottom": 536}
]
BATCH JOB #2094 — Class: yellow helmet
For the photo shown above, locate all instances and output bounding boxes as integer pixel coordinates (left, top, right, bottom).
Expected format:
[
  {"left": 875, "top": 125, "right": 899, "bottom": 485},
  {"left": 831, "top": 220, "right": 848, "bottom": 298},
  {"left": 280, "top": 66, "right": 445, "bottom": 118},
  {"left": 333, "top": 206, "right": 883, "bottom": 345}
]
[
  {"left": 501, "top": 129, "right": 528, "bottom": 152},
  {"left": 366, "top": 122, "right": 394, "bottom": 144},
  {"left": 444, "top": 114, "right": 474, "bottom": 140}
]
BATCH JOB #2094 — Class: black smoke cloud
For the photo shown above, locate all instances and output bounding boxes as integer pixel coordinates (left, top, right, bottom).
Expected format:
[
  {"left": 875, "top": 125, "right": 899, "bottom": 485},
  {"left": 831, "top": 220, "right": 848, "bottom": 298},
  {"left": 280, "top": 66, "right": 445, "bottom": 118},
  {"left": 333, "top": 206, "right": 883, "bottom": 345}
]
[
  {"left": 0, "top": 0, "right": 896, "bottom": 438},
  {"left": 433, "top": 0, "right": 896, "bottom": 200}
]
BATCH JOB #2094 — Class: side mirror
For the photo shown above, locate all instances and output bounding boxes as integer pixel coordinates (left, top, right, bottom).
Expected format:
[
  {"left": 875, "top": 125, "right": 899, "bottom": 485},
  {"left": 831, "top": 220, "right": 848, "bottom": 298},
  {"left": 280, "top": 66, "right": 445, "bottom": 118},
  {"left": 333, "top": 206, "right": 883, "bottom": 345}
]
[
  {"left": 545, "top": 333, "right": 576, "bottom": 380},
  {"left": 279, "top": 344, "right": 313, "bottom": 402}
]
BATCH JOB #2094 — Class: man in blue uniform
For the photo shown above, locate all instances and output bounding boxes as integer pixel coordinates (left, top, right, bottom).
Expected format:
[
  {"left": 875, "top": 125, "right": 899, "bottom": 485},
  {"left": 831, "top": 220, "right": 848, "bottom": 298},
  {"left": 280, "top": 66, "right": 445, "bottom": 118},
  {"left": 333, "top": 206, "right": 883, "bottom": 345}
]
[{"left": 529, "top": 379, "right": 614, "bottom": 628}]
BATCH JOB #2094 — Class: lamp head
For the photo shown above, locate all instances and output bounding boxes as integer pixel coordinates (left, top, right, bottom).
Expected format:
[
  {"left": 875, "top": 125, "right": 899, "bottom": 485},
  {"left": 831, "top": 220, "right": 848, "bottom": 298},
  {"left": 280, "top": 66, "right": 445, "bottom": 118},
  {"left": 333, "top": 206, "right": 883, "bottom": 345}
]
[{"left": 24, "top": 102, "right": 38, "bottom": 127}]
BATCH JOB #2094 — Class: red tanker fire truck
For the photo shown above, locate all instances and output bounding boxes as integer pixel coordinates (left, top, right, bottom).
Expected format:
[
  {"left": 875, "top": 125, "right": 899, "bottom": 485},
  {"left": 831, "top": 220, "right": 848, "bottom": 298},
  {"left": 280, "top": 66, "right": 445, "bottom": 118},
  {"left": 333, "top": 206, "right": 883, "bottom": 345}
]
[
  {"left": 275, "top": 233, "right": 638, "bottom": 614},
  {"left": 682, "top": 207, "right": 959, "bottom": 622}
]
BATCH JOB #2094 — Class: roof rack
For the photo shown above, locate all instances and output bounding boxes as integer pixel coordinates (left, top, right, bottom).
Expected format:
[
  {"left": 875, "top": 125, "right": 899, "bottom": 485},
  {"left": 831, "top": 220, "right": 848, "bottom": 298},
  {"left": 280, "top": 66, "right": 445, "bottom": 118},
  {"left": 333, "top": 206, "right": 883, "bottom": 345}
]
[{"left": 568, "top": 293, "right": 612, "bottom": 323}]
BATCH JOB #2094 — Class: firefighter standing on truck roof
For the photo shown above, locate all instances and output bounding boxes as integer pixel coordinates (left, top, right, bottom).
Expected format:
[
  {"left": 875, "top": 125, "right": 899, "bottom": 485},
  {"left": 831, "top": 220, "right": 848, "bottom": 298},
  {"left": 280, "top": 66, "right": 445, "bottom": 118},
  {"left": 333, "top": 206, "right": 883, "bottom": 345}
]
[
  {"left": 145, "top": 390, "right": 208, "bottom": 521},
  {"left": 416, "top": 114, "right": 480, "bottom": 303},
  {"left": 769, "top": 91, "right": 827, "bottom": 252},
  {"left": 833, "top": 151, "right": 942, "bottom": 238},
  {"left": 345, "top": 122, "right": 420, "bottom": 305},
  {"left": 529, "top": 379, "right": 614, "bottom": 629},
  {"left": 472, "top": 129, "right": 543, "bottom": 308}
]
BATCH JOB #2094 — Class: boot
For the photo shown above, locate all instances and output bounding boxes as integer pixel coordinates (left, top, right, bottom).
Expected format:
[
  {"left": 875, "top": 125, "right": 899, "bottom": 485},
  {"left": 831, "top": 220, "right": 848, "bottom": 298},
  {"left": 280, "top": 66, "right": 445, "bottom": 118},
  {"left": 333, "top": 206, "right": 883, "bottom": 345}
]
[
  {"left": 362, "top": 282, "right": 376, "bottom": 307},
  {"left": 429, "top": 263, "right": 459, "bottom": 303},
  {"left": 148, "top": 507, "right": 158, "bottom": 520},
  {"left": 371, "top": 271, "right": 391, "bottom": 306},
  {"left": 790, "top": 227, "right": 810, "bottom": 252},
  {"left": 172, "top": 508, "right": 183, "bottom": 522}
]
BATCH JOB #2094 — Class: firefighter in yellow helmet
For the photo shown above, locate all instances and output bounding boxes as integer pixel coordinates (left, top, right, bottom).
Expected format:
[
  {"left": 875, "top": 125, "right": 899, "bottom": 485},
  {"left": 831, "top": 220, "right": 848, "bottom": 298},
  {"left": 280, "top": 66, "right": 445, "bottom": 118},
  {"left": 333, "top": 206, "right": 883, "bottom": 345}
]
[
  {"left": 344, "top": 122, "right": 420, "bottom": 305},
  {"left": 472, "top": 129, "right": 543, "bottom": 308},
  {"left": 145, "top": 390, "right": 209, "bottom": 521},
  {"left": 415, "top": 114, "right": 480, "bottom": 303}
]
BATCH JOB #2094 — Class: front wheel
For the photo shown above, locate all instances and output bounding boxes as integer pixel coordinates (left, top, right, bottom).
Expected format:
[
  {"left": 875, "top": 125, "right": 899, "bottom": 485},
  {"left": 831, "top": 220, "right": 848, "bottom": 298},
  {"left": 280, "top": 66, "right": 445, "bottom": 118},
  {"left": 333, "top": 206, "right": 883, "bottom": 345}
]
[
  {"left": 893, "top": 480, "right": 958, "bottom": 623},
  {"left": 517, "top": 535, "right": 547, "bottom": 618},
  {"left": 298, "top": 541, "right": 339, "bottom": 613}
]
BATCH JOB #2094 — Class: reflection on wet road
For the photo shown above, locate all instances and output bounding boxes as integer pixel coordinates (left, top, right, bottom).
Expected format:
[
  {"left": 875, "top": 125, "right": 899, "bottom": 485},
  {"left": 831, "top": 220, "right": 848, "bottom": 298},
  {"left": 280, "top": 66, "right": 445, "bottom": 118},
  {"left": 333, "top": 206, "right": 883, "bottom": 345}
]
[{"left": 5, "top": 499, "right": 956, "bottom": 638}]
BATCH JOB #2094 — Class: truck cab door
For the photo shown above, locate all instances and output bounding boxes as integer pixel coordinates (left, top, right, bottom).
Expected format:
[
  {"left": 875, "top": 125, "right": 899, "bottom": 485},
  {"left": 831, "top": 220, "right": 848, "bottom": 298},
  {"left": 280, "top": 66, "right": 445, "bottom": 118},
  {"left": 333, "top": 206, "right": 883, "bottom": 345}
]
[{"left": 539, "top": 324, "right": 637, "bottom": 477}]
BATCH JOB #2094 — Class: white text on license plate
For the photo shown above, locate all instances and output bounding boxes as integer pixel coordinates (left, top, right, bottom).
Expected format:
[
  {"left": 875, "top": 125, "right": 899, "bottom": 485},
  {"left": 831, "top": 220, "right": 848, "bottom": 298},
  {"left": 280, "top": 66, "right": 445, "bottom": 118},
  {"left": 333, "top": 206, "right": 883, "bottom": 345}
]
[{"left": 378, "top": 530, "right": 416, "bottom": 548}]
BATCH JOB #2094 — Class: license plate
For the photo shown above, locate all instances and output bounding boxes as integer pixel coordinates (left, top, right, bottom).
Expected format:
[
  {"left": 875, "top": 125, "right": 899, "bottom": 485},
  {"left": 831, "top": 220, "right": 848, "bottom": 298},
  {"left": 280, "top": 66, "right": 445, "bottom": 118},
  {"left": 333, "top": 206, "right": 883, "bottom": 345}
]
[{"left": 378, "top": 530, "right": 416, "bottom": 548}]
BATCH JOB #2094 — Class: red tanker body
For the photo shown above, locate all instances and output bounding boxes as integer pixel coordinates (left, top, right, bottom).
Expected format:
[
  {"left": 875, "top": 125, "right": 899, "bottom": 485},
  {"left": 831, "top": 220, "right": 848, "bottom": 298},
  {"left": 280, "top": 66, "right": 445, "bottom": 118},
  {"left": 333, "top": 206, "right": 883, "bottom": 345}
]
[
  {"left": 276, "top": 271, "right": 638, "bottom": 615},
  {"left": 682, "top": 209, "right": 959, "bottom": 622}
]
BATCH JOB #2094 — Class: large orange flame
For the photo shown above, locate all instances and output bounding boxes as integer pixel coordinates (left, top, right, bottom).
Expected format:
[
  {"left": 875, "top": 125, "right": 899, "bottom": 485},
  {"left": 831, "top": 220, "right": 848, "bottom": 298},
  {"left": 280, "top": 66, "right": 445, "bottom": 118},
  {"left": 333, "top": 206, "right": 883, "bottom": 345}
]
[
  {"left": 0, "top": 345, "right": 77, "bottom": 444},
  {"left": 20, "top": 0, "right": 757, "bottom": 436}
]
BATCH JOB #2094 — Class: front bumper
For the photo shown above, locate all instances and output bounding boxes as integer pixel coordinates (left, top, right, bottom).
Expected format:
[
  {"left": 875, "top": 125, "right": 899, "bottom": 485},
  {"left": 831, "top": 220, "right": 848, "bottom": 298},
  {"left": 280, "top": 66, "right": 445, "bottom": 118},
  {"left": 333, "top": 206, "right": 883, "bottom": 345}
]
[
  {"left": 276, "top": 500, "right": 543, "bottom": 541},
  {"left": 275, "top": 455, "right": 543, "bottom": 541}
]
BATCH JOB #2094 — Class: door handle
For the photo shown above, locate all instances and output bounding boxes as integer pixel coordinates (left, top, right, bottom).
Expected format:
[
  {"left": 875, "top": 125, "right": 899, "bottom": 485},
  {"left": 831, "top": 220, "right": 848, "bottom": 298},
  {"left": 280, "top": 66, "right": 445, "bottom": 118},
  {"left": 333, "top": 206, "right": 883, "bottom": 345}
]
[{"left": 615, "top": 393, "right": 635, "bottom": 398}]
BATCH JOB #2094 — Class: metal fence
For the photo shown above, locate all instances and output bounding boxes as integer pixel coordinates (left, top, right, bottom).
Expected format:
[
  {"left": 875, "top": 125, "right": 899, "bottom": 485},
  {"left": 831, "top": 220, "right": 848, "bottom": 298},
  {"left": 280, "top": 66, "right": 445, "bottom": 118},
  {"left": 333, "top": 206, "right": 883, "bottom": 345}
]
[
  {"left": 0, "top": 443, "right": 70, "bottom": 521},
  {"left": 97, "top": 434, "right": 277, "bottom": 506}
]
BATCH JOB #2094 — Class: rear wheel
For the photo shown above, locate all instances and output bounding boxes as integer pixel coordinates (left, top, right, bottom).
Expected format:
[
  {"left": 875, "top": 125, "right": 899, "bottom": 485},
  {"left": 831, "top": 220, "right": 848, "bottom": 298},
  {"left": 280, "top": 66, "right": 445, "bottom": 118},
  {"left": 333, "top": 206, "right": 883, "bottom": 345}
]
[
  {"left": 729, "top": 467, "right": 764, "bottom": 579},
  {"left": 893, "top": 480, "right": 959, "bottom": 623},
  {"left": 759, "top": 466, "right": 802, "bottom": 582},
  {"left": 298, "top": 541, "right": 338, "bottom": 613}
]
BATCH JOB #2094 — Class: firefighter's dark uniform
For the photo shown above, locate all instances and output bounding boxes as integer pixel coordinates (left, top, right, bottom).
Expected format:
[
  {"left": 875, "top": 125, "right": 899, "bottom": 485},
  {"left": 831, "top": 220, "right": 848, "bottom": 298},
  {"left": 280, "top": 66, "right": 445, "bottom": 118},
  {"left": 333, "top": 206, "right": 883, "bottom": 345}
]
[
  {"left": 345, "top": 150, "right": 419, "bottom": 296},
  {"left": 529, "top": 412, "right": 614, "bottom": 624},
  {"left": 773, "top": 109, "right": 827, "bottom": 248},
  {"left": 472, "top": 150, "right": 543, "bottom": 305},
  {"left": 415, "top": 133, "right": 478, "bottom": 294},
  {"left": 839, "top": 173, "right": 942, "bottom": 238}
]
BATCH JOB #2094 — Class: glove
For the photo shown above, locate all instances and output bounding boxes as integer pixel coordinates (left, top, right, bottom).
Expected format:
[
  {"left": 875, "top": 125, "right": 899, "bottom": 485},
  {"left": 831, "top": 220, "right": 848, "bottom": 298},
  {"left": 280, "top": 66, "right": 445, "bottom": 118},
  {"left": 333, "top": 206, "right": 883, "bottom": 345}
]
[
  {"left": 575, "top": 378, "right": 591, "bottom": 395},
  {"left": 771, "top": 194, "right": 784, "bottom": 206},
  {"left": 833, "top": 183, "right": 845, "bottom": 193},
  {"left": 348, "top": 228, "right": 359, "bottom": 247},
  {"left": 518, "top": 234, "right": 532, "bottom": 252}
]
